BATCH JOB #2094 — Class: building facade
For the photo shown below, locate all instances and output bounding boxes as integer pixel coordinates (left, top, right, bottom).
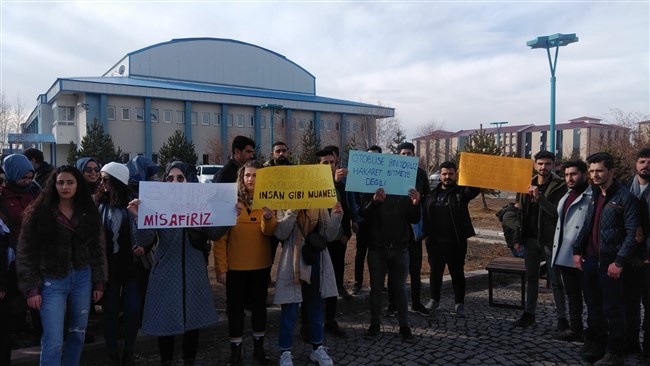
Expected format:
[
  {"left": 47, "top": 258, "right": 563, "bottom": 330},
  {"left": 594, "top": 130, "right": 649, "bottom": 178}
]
[
  {"left": 19, "top": 38, "right": 394, "bottom": 165},
  {"left": 414, "top": 116, "right": 629, "bottom": 169}
]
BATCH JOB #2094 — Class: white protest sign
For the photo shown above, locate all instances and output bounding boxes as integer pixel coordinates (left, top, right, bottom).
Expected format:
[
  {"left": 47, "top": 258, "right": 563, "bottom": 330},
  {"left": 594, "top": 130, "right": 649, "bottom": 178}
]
[{"left": 137, "top": 181, "right": 237, "bottom": 228}]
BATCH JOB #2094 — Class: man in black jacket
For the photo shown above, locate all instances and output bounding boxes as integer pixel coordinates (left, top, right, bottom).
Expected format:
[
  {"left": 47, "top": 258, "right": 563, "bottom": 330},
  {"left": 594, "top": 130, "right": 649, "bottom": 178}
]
[
  {"left": 213, "top": 136, "right": 255, "bottom": 183},
  {"left": 423, "top": 161, "right": 480, "bottom": 317},
  {"left": 572, "top": 152, "right": 639, "bottom": 365}
]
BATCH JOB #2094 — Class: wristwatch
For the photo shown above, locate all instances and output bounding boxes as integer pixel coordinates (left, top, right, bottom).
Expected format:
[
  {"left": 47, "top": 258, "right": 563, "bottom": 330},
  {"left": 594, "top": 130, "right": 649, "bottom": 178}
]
[{"left": 614, "top": 262, "right": 623, "bottom": 269}]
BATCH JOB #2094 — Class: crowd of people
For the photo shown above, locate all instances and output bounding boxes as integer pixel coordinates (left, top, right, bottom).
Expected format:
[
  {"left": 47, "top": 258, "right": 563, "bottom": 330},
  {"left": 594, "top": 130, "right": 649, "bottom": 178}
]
[{"left": 2, "top": 137, "right": 650, "bottom": 366}]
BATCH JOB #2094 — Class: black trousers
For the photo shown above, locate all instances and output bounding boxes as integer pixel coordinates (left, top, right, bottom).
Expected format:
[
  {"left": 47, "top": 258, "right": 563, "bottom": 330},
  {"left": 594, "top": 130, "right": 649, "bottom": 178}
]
[
  {"left": 226, "top": 268, "right": 270, "bottom": 339},
  {"left": 354, "top": 223, "right": 370, "bottom": 286},
  {"left": 559, "top": 266, "right": 584, "bottom": 330},
  {"left": 158, "top": 329, "right": 200, "bottom": 362},
  {"left": 427, "top": 240, "right": 467, "bottom": 304}
]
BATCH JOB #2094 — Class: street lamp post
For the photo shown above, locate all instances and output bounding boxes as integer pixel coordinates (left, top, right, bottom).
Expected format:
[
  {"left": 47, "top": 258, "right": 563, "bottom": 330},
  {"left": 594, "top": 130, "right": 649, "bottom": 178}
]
[
  {"left": 527, "top": 33, "right": 578, "bottom": 154},
  {"left": 489, "top": 121, "right": 508, "bottom": 149},
  {"left": 260, "top": 103, "right": 284, "bottom": 152}
]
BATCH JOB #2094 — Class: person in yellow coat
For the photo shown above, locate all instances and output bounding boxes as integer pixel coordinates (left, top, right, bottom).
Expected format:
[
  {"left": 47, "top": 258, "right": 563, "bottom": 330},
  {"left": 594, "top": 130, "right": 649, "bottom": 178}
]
[{"left": 214, "top": 161, "right": 277, "bottom": 365}]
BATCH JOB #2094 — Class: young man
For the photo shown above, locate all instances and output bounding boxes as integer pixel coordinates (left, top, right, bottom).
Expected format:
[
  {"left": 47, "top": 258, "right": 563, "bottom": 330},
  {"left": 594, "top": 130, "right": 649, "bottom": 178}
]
[
  {"left": 23, "top": 148, "right": 54, "bottom": 188},
  {"left": 213, "top": 136, "right": 255, "bottom": 183},
  {"left": 423, "top": 161, "right": 480, "bottom": 317},
  {"left": 514, "top": 151, "right": 567, "bottom": 328},
  {"left": 551, "top": 160, "right": 590, "bottom": 342},
  {"left": 573, "top": 152, "right": 639, "bottom": 365},
  {"left": 264, "top": 141, "right": 292, "bottom": 167}
]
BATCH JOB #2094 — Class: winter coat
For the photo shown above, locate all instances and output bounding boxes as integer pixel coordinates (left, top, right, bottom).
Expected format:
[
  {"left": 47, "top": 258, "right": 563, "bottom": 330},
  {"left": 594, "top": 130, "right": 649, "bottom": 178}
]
[
  {"left": 16, "top": 208, "right": 107, "bottom": 295},
  {"left": 213, "top": 159, "right": 241, "bottom": 183},
  {"left": 359, "top": 194, "right": 420, "bottom": 250},
  {"left": 132, "top": 225, "right": 228, "bottom": 336},
  {"left": 626, "top": 176, "right": 650, "bottom": 262},
  {"left": 515, "top": 173, "right": 567, "bottom": 247},
  {"left": 423, "top": 184, "right": 480, "bottom": 244},
  {"left": 572, "top": 182, "right": 639, "bottom": 267},
  {"left": 551, "top": 187, "right": 592, "bottom": 267},
  {"left": 273, "top": 209, "right": 341, "bottom": 305},
  {"left": 496, "top": 203, "right": 519, "bottom": 249}
]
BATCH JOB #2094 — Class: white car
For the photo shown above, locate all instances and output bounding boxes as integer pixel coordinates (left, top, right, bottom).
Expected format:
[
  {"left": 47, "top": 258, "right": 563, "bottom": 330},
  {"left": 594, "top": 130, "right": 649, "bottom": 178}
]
[
  {"left": 429, "top": 170, "right": 440, "bottom": 181},
  {"left": 196, "top": 164, "right": 223, "bottom": 183}
]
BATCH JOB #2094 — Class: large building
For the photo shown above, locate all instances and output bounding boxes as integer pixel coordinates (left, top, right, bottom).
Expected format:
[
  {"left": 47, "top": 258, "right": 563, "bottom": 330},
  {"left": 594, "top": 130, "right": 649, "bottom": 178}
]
[
  {"left": 414, "top": 116, "right": 630, "bottom": 169},
  {"left": 18, "top": 38, "right": 394, "bottom": 165}
]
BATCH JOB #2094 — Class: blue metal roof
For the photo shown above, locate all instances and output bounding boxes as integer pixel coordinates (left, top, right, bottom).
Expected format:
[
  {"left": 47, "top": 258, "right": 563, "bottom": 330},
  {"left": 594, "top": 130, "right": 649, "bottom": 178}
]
[{"left": 62, "top": 76, "right": 392, "bottom": 111}]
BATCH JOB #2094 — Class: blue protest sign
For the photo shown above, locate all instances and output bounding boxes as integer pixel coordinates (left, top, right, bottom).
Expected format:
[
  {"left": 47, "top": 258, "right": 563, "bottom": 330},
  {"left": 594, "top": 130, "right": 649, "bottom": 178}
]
[{"left": 345, "top": 150, "right": 419, "bottom": 195}]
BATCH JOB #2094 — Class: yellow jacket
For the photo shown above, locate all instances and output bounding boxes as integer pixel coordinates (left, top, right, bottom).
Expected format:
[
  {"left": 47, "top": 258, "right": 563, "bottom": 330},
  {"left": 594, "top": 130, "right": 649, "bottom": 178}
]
[{"left": 213, "top": 201, "right": 277, "bottom": 273}]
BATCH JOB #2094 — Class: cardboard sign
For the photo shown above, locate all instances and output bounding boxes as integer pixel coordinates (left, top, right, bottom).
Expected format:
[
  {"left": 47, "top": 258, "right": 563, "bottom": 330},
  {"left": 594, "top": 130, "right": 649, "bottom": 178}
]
[
  {"left": 458, "top": 152, "right": 532, "bottom": 193},
  {"left": 137, "top": 181, "right": 237, "bottom": 228},
  {"left": 252, "top": 165, "right": 337, "bottom": 209},
  {"left": 345, "top": 150, "right": 419, "bottom": 195}
]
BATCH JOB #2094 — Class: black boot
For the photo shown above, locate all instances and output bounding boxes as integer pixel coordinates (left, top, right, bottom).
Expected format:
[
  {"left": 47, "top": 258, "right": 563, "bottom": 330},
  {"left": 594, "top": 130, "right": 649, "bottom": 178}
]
[
  {"left": 121, "top": 351, "right": 135, "bottom": 366},
  {"left": 228, "top": 343, "right": 242, "bottom": 366},
  {"left": 253, "top": 337, "right": 270, "bottom": 365}
]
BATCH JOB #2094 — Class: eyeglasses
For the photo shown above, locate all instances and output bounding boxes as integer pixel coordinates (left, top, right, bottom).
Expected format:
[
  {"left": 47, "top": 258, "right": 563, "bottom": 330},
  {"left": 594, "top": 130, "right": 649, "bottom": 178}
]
[
  {"left": 101, "top": 176, "right": 111, "bottom": 184},
  {"left": 165, "top": 174, "right": 186, "bottom": 182},
  {"left": 84, "top": 167, "right": 101, "bottom": 173},
  {"left": 274, "top": 148, "right": 287, "bottom": 153}
]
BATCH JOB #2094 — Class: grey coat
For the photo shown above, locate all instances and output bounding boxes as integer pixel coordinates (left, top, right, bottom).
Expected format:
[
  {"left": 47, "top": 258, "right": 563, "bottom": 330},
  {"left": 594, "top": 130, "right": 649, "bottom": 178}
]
[
  {"left": 273, "top": 209, "right": 342, "bottom": 305},
  {"left": 132, "top": 224, "right": 228, "bottom": 336},
  {"left": 552, "top": 187, "right": 592, "bottom": 267}
]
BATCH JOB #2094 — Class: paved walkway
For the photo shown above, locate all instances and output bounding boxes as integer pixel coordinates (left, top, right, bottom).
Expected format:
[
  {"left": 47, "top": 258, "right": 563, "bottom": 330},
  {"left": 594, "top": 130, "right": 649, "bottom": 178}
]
[{"left": 11, "top": 270, "right": 648, "bottom": 366}]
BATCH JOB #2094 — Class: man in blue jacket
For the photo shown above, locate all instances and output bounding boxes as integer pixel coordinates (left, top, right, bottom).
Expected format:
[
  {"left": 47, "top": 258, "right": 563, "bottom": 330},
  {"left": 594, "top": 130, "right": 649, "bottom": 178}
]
[{"left": 573, "top": 152, "right": 639, "bottom": 365}]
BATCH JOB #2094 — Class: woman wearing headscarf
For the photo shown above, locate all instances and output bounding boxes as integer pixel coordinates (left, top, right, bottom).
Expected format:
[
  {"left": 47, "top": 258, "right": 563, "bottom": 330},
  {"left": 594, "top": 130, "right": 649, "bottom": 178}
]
[
  {"left": 75, "top": 157, "right": 102, "bottom": 198},
  {"left": 16, "top": 165, "right": 107, "bottom": 365},
  {"left": 214, "top": 161, "right": 276, "bottom": 365},
  {"left": 273, "top": 201, "right": 343, "bottom": 366},
  {"left": 97, "top": 162, "right": 144, "bottom": 366},
  {"left": 0, "top": 167, "right": 12, "bottom": 365},
  {"left": 2, "top": 154, "right": 42, "bottom": 341},
  {"left": 127, "top": 161, "right": 231, "bottom": 365}
]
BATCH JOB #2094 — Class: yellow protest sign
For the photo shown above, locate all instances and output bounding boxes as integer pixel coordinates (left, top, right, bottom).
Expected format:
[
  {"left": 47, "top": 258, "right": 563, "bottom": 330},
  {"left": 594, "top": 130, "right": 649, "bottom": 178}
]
[
  {"left": 458, "top": 152, "right": 532, "bottom": 193},
  {"left": 252, "top": 165, "right": 338, "bottom": 209}
]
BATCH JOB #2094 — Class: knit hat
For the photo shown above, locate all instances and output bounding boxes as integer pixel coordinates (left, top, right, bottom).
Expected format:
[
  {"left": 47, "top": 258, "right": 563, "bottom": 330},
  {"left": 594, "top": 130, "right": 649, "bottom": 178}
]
[{"left": 101, "top": 162, "right": 129, "bottom": 186}]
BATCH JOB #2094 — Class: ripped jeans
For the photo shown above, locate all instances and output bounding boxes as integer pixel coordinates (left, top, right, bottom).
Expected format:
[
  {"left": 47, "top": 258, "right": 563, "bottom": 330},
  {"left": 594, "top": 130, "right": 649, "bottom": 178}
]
[{"left": 40, "top": 266, "right": 92, "bottom": 366}]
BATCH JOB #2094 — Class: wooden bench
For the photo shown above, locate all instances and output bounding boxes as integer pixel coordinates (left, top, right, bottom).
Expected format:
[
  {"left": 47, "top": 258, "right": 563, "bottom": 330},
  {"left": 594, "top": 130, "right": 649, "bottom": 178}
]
[{"left": 485, "top": 256, "right": 546, "bottom": 310}]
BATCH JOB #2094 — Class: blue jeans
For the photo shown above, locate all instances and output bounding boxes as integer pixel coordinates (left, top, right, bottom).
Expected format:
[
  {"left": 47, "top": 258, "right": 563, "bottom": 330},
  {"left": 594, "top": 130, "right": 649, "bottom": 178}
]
[
  {"left": 40, "top": 266, "right": 92, "bottom": 366},
  {"left": 368, "top": 247, "right": 410, "bottom": 328},
  {"left": 279, "top": 253, "right": 323, "bottom": 351},
  {"left": 103, "top": 276, "right": 141, "bottom": 353},
  {"left": 583, "top": 256, "right": 626, "bottom": 353}
]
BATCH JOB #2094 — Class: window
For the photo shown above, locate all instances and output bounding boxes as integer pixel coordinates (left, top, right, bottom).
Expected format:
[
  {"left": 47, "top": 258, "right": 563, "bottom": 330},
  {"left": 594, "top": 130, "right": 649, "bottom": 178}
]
[
  {"left": 335, "top": 122, "right": 340, "bottom": 131},
  {"left": 236, "top": 115, "right": 244, "bottom": 128},
  {"left": 202, "top": 154, "right": 209, "bottom": 164},
  {"left": 248, "top": 115, "right": 254, "bottom": 128},
  {"left": 227, "top": 114, "right": 233, "bottom": 127},
  {"left": 57, "top": 106, "right": 75, "bottom": 125},
  {"left": 177, "top": 111, "right": 184, "bottom": 124},
  {"left": 107, "top": 106, "right": 116, "bottom": 120},
  {"left": 151, "top": 109, "right": 159, "bottom": 123},
  {"left": 360, "top": 123, "right": 365, "bottom": 132},
  {"left": 326, "top": 120, "right": 332, "bottom": 131},
  {"left": 164, "top": 110, "right": 172, "bottom": 124},
  {"left": 121, "top": 107, "right": 130, "bottom": 121},
  {"left": 201, "top": 112, "right": 210, "bottom": 126},
  {"left": 308, "top": 120, "right": 313, "bottom": 129},
  {"left": 260, "top": 116, "right": 266, "bottom": 129},
  {"left": 298, "top": 120, "right": 305, "bottom": 130},
  {"left": 281, "top": 118, "right": 285, "bottom": 128},
  {"left": 122, "top": 153, "right": 130, "bottom": 163},
  {"left": 213, "top": 113, "right": 221, "bottom": 126},
  {"left": 151, "top": 153, "right": 159, "bottom": 164},
  {"left": 191, "top": 112, "right": 198, "bottom": 125},
  {"left": 136, "top": 108, "right": 144, "bottom": 122}
]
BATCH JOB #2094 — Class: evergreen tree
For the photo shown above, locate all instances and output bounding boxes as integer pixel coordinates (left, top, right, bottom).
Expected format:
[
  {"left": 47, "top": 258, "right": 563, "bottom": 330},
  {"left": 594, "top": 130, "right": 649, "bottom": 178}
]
[
  {"left": 298, "top": 123, "right": 321, "bottom": 164},
  {"left": 456, "top": 125, "right": 503, "bottom": 209},
  {"left": 66, "top": 119, "right": 122, "bottom": 165},
  {"left": 387, "top": 127, "right": 408, "bottom": 154},
  {"left": 158, "top": 130, "right": 198, "bottom": 172}
]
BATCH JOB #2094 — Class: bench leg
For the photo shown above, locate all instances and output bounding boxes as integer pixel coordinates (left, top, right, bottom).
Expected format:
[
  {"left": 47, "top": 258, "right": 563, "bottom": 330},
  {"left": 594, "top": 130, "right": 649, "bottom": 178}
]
[
  {"left": 488, "top": 271, "right": 494, "bottom": 306},
  {"left": 520, "top": 273, "right": 526, "bottom": 310}
]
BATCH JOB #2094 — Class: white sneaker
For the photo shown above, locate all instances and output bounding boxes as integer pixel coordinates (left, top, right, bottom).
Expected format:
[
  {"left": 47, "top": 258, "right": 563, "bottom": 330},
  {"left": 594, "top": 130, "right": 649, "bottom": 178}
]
[
  {"left": 425, "top": 299, "right": 440, "bottom": 311},
  {"left": 280, "top": 350, "right": 293, "bottom": 366},
  {"left": 310, "top": 345, "right": 334, "bottom": 366}
]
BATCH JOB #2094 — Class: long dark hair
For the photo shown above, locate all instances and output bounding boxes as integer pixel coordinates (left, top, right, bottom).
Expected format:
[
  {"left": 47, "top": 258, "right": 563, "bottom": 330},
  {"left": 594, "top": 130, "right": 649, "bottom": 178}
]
[
  {"left": 22, "top": 165, "right": 101, "bottom": 236},
  {"left": 96, "top": 175, "right": 131, "bottom": 208}
]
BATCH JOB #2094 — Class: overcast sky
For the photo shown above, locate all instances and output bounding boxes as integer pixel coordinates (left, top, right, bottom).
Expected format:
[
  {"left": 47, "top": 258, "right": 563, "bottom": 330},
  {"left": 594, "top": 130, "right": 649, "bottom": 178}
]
[{"left": 1, "top": 1, "right": 648, "bottom": 138}]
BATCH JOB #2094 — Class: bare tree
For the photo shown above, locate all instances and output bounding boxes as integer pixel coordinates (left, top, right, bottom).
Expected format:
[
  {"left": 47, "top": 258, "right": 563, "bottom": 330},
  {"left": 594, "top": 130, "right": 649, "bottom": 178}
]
[
  {"left": 376, "top": 117, "right": 403, "bottom": 152},
  {"left": 0, "top": 92, "right": 26, "bottom": 151},
  {"left": 415, "top": 119, "right": 447, "bottom": 138},
  {"left": 205, "top": 134, "right": 225, "bottom": 164}
]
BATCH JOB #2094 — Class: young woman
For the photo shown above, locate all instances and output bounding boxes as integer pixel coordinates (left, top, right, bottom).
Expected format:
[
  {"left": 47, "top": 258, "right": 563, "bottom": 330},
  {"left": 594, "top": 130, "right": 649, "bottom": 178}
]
[
  {"left": 214, "top": 161, "right": 276, "bottom": 365},
  {"left": 274, "top": 201, "right": 343, "bottom": 366},
  {"left": 97, "top": 162, "right": 144, "bottom": 366},
  {"left": 16, "top": 165, "right": 107, "bottom": 365},
  {"left": 127, "top": 161, "right": 230, "bottom": 365},
  {"left": 0, "top": 168, "right": 12, "bottom": 365},
  {"left": 75, "top": 157, "right": 102, "bottom": 198}
]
